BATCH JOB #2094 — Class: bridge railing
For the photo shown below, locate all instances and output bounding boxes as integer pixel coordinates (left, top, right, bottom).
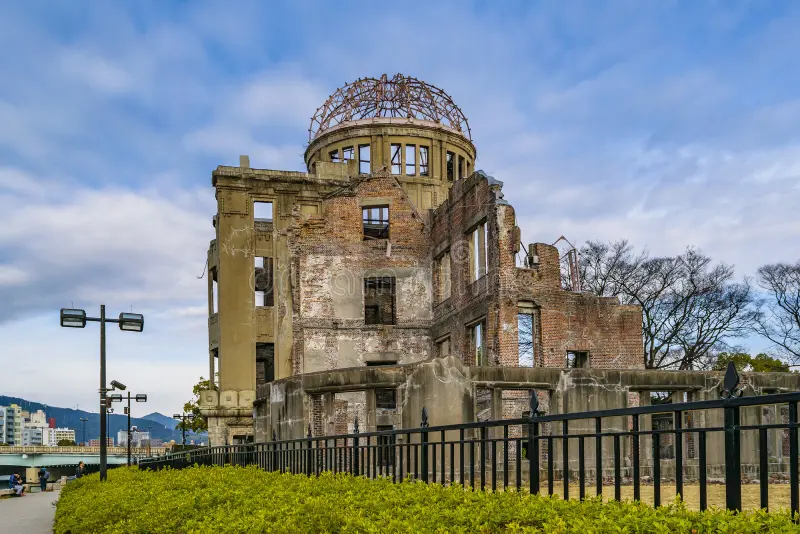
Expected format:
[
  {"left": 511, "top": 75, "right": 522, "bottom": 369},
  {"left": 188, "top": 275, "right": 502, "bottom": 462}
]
[
  {"left": 139, "top": 363, "right": 800, "bottom": 515},
  {"left": 0, "top": 446, "right": 169, "bottom": 454}
]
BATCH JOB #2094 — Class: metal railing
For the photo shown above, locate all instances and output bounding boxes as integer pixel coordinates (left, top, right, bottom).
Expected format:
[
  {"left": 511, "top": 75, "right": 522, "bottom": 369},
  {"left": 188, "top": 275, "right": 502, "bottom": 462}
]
[{"left": 140, "top": 363, "right": 800, "bottom": 515}]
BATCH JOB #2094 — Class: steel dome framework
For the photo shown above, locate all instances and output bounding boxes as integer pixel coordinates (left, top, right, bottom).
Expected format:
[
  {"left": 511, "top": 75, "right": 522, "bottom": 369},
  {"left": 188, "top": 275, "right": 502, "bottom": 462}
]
[{"left": 309, "top": 73, "right": 472, "bottom": 142}]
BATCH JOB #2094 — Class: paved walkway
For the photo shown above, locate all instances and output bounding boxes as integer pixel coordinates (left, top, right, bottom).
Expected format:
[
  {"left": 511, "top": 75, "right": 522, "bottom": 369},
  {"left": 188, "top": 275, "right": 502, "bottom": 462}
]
[{"left": 0, "top": 490, "right": 60, "bottom": 533}]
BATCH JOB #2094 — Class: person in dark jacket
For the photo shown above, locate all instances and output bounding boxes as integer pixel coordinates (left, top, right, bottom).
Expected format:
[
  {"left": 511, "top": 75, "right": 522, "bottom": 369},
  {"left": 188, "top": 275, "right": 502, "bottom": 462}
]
[
  {"left": 75, "top": 461, "right": 86, "bottom": 479},
  {"left": 9, "top": 473, "right": 25, "bottom": 496},
  {"left": 38, "top": 468, "right": 49, "bottom": 492}
]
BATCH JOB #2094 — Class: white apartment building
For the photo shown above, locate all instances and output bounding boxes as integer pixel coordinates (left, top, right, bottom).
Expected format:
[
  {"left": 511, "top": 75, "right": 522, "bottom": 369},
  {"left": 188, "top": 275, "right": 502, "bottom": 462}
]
[
  {"left": 54, "top": 428, "right": 76, "bottom": 444},
  {"left": 117, "top": 430, "right": 150, "bottom": 447}
]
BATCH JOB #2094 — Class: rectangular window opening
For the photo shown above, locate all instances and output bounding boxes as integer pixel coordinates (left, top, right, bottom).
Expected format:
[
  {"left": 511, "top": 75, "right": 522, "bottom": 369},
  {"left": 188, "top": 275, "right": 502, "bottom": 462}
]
[
  {"left": 518, "top": 310, "right": 535, "bottom": 367},
  {"left": 364, "top": 277, "right": 396, "bottom": 325},
  {"left": 436, "top": 337, "right": 451, "bottom": 358},
  {"left": 342, "top": 146, "right": 354, "bottom": 162},
  {"left": 566, "top": 351, "right": 589, "bottom": 369},
  {"left": 211, "top": 270, "right": 218, "bottom": 314},
  {"left": 419, "top": 146, "right": 429, "bottom": 176},
  {"left": 254, "top": 257, "right": 274, "bottom": 307},
  {"left": 329, "top": 149, "right": 340, "bottom": 163},
  {"left": 446, "top": 151, "right": 455, "bottom": 181},
  {"left": 435, "top": 253, "right": 451, "bottom": 303},
  {"left": 359, "top": 144, "right": 371, "bottom": 174},
  {"left": 458, "top": 155, "right": 465, "bottom": 180},
  {"left": 470, "top": 320, "right": 486, "bottom": 366},
  {"left": 391, "top": 144, "right": 402, "bottom": 175},
  {"left": 254, "top": 201, "right": 273, "bottom": 222},
  {"left": 366, "top": 360, "right": 397, "bottom": 366},
  {"left": 405, "top": 144, "right": 416, "bottom": 175},
  {"left": 375, "top": 389, "right": 397, "bottom": 409},
  {"left": 255, "top": 343, "right": 275, "bottom": 386},
  {"left": 469, "top": 222, "right": 488, "bottom": 281},
  {"left": 363, "top": 205, "right": 389, "bottom": 240}
]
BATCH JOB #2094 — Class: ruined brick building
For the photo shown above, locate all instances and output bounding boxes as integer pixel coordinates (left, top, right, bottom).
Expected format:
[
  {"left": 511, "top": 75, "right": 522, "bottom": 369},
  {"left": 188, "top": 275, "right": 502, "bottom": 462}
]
[{"left": 198, "top": 74, "right": 799, "bottom": 470}]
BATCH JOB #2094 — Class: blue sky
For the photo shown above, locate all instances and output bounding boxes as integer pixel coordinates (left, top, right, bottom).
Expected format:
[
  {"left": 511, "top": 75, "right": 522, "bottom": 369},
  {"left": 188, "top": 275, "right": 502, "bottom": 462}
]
[{"left": 1, "top": 1, "right": 799, "bottom": 416}]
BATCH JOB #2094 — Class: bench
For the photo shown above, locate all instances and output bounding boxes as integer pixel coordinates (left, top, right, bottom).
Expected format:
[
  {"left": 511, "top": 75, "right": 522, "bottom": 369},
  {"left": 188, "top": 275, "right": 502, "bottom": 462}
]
[{"left": 0, "top": 489, "right": 16, "bottom": 499}]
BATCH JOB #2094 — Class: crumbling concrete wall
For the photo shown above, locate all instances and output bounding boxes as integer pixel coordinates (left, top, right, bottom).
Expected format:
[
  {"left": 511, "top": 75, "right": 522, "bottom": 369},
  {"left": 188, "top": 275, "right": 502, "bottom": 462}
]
[
  {"left": 254, "top": 357, "right": 800, "bottom": 480},
  {"left": 288, "top": 171, "right": 433, "bottom": 374}
]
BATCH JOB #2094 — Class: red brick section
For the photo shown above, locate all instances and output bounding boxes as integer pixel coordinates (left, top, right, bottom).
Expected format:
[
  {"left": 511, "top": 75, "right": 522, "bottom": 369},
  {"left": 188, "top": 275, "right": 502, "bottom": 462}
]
[
  {"left": 430, "top": 172, "right": 644, "bottom": 371},
  {"left": 286, "top": 171, "right": 432, "bottom": 372}
]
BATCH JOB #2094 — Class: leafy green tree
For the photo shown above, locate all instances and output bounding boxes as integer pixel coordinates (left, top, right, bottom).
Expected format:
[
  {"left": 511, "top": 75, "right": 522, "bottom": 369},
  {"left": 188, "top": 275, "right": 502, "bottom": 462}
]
[
  {"left": 57, "top": 439, "right": 78, "bottom": 446},
  {"left": 177, "top": 375, "right": 217, "bottom": 434},
  {"left": 713, "top": 352, "right": 790, "bottom": 373}
]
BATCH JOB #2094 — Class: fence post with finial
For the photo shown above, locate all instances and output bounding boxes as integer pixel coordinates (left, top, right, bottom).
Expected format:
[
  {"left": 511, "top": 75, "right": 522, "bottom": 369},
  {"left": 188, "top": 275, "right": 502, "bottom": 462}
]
[
  {"left": 421, "top": 407, "right": 429, "bottom": 483},
  {"left": 721, "top": 361, "right": 742, "bottom": 511},
  {"left": 528, "top": 390, "right": 540, "bottom": 495},
  {"left": 353, "top": 416, "right": 360, "bottom": 476},
  {"left": 306, "top": 424, "right": 313, "bottom": 476},
  {"left": 271, "top": 429, "right": 278, "bottom": 473}
]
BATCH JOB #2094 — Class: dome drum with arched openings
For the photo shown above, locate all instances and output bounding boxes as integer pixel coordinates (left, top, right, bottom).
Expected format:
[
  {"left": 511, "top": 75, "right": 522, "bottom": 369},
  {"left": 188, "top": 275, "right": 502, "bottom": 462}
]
[{"left": 308, "top": 74, "right": 472, "bottom": 142}]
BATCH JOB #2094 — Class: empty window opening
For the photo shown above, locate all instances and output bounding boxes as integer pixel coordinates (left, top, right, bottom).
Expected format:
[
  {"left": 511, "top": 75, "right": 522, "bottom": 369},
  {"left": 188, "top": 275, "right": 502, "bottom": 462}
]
[
  {"left": 470, "top": 320, "right": 486, "bottom": 366},
  {"left": 518, "top": 309, "right": 535, "bottom": 367},
  {"left": 377, "top": 425, "right": 395, "bottom": 466},
  {"left": 363, "top": 206, "right": 389, "bottom": 240},
  {"left": 419, "top": 146, "right": 429, "bottom": 176},
  {"left": 359, "top": 144, "right": 371, "bottom": 174},
  {"left": 342, "top": 146, "right": 354, "bottom": 162},
  {"left": 405, "top": 145, "right": 416, "bottom": 175},
  {"left": 436, "top": 337, "right": 451, "bottom": 358},
  {"left": 469, "top": 222, "right": 488, "bottom": 282},
  {"left": 435, "top": 253, "right": 451, "bottom": 303},
  {"left": 329, "top": 149, "right": 340, "bottom": 163},
  {"left": 458, "top": 155, "right": 465, "bottom": 179},
  {"left": 446, "top": 151, "right": 455, "bottom": 181},
  {"left": 375, "top": 389, "right": 396, "bottom": 409},
  {"left": 254, "top": 201, "right": 273, "bottom": 222},
  {"left": 566, "top": 351, "right": 589, "bottom": 369},
  {"left": 391, "top": 144, "right": 402, "bottom": 175},
  {"left": 364, "top": 277, "right": 395, "bottom": 325},
  {"left": 255, "top": 343, "right": 274, "bottom": 386},
  {"left": 366, "top": 360, "right": 397, "bottom": 366},
  {"left": 254, "top": 257, "right": 274, "bottom": 307},
  {"left": 211, "top": 269, "right": 218, "bottom": 314}
]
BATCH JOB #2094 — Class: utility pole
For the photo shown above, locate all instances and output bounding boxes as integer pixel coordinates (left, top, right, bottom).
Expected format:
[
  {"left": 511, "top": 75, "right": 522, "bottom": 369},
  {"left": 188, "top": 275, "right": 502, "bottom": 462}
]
[
  {"left": 79, "top": 417, "right": 88, "bottom": 446},
  {"left": 110, "top": 392, "right": 147, "bottom": 467}
]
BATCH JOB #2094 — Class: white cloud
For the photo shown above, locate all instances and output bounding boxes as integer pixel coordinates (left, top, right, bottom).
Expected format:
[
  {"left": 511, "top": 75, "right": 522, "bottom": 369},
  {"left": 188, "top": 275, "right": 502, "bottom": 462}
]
[{"left": 59, "top": 50, "right": 134, "bottom": 93}]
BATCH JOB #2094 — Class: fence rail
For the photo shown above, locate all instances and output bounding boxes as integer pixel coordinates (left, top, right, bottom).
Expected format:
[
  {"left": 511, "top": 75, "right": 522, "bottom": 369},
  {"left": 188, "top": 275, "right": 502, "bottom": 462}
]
[{"left": 140, "top": 363, "right": 800, "bottom": 515}]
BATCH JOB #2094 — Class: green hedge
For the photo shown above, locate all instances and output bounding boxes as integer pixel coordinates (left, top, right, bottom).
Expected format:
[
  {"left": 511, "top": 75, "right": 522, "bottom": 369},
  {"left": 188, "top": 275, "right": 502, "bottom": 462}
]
[{"left": 55, "top": 466, "right": 800, "bottom": 533}]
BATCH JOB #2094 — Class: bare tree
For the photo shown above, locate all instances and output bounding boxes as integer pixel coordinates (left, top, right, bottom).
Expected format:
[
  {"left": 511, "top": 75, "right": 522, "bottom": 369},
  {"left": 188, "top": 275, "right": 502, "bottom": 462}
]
[
  {"left": 577, "top": 240, "right": 755, "bottom": 370},
  {"left": 753, "top": 261, "right": 800, "bottom": 363}
]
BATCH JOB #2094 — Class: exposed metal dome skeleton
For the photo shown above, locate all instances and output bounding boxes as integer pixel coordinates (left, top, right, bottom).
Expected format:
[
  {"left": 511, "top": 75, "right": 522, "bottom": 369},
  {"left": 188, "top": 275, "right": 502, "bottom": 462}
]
[{"left": 309, "top": 73, "right": 472, "bottom": 142}]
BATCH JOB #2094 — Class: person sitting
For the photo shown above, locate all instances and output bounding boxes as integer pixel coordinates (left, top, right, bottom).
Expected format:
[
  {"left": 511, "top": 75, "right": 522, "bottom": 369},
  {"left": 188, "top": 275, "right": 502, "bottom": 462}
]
[
  {"left": 9, "top": 473, "right": 25, "bottom": 497},
  {"left": 75, "top": 461, "right": 86, "bottom": 479}
]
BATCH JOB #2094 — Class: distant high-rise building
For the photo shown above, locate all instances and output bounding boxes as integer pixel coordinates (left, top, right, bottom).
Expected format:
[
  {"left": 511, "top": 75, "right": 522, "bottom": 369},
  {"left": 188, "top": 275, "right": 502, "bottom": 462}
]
[
  {"left": 0, "top": 405, "right": 23, "bottom": 445},
  {"left": 48, "top": 418, "right": 56, "bottom": 429},
  {"left": 29, "top": 410, "right": 47, "bottom": 427},
  {"left": 88, "top": 437, "right": 114, "bottom": 447},
  {"left": 117, "top": 430, "right": 150, "bottom": 447},
  {"left": 22, "top": 424, "right": 44, "bottom": 446}
]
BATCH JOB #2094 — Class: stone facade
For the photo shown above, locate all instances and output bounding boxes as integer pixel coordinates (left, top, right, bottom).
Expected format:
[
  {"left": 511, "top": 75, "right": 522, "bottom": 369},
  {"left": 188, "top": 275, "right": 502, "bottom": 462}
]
[{"left": 199, "top": 74, "right": 643, "bottom": 445}]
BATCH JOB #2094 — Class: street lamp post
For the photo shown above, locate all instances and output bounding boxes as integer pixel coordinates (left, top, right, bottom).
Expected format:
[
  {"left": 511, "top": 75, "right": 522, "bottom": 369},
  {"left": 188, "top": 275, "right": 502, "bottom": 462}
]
[
  {"left": 110, "top": 392, "right": 147, "bottom": 466},
  {"left": 79, "top": 417, "right": 88, "bottom": 446},
  {"left": 60, "top": 306, "right": 144, "bottom": 481},
  {"left": 173, "top": 413, "right": 196, "bottom": 448}
]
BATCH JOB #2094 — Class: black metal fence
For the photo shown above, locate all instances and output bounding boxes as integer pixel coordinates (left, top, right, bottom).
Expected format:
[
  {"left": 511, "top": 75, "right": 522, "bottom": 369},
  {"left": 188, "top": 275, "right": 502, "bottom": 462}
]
[{"left": 140, "top": 363, "right": 800, "bottom": 515}]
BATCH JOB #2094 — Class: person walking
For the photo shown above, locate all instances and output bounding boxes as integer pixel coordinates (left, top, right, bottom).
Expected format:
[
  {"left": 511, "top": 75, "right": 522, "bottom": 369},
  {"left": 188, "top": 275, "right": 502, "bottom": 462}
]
[
  {"left": 38, "top": 468, "right": 49, "bottom": 492},
  {"left": 75, "top": 461, "right": 86, "bottom": 479},
  {"left": 9, "top": 473, "right": 25, "bottom": 496}
]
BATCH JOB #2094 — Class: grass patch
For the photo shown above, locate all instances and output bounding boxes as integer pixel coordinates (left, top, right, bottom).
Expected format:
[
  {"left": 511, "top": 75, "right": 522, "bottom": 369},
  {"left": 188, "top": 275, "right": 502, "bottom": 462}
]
[{"left": 55, "top": 466, "right": 800, "bottom": 533}]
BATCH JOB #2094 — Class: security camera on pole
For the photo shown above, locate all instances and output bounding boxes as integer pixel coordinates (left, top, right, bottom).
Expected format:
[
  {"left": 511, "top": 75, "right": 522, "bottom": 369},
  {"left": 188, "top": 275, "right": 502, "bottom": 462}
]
[{"left": 60, "top": 306, "right": 144, "bottom": 481}]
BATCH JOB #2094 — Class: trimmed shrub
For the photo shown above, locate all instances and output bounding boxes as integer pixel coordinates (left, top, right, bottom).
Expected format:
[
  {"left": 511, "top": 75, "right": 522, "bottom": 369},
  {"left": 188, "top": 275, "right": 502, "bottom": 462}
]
[{"left": 55, "top": 466, "right": 800, "bottom": 533}]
